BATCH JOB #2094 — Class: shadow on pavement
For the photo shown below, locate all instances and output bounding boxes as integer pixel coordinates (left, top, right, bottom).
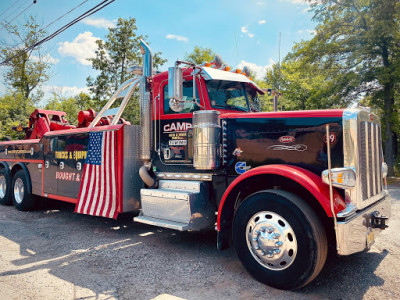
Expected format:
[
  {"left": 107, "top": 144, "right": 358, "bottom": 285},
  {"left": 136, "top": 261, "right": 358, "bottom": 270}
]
[{"left": 0, "top": 195, "right": 391, "bottom": 299}]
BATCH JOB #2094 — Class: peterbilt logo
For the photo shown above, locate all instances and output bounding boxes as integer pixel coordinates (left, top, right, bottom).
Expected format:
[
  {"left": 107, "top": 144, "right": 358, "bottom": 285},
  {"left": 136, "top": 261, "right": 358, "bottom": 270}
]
[{"left": 279, "top": 136, "right": 295, "bottom": 143}]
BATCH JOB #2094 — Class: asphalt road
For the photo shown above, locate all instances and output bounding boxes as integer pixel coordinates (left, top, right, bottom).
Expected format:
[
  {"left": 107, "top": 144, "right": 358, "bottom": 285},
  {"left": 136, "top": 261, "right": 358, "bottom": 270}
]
[{"left": 0, "top": 185, "right": 399, "bottom": 300}]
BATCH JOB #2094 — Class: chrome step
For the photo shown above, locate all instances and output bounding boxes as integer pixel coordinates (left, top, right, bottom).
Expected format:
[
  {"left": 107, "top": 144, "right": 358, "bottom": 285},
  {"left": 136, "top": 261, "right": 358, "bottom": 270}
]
[
  {"left": 135, "top": 180, "right": 215, "bottom": 231},
  {"left": 133, "top": 215, "right": 189, "bottom": 231},
  {"left": 158, "top": 180, "right": 201, "bottom": 192}
]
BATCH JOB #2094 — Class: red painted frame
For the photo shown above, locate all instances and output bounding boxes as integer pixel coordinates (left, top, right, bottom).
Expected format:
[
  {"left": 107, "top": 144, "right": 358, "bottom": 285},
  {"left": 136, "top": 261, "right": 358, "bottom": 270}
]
[
  {"left": 221, "top": 109, "right": 345, "bottom": 120},
  {"left": 116, "top": 126, "right": 124, "bottom": 213},
  {"left": 46, "top": 194, "right": 77, "bottom": 204},
  {"left": 0, "top": 139, "right": 40, "bottom": 146}
]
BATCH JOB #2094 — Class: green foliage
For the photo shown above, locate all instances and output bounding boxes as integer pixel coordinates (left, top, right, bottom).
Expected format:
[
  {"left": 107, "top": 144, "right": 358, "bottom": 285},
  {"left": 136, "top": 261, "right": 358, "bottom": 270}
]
[
  {"left": 0, "top": 16, "right": 50, "bottom": 101},
  {"left": 0, "top": 93, "right": 34, "bottom": 140},
  {"left": 86, "top": 17, "right": 167, "bottom": 118},
  {"left": 0, "top": 16, "right": 52, "bottom": 141},
  {"left": 266, "top": 0, "right": 400, "bottom": 174},
  {"left": 44, "top": 92, "right": 95, "bottom": 125},
  {"left": 264, "top": 60, "right": 354, "bottom": 111},
  {"left": 184, "top": 46, "right": 216, "bottom": 65}
]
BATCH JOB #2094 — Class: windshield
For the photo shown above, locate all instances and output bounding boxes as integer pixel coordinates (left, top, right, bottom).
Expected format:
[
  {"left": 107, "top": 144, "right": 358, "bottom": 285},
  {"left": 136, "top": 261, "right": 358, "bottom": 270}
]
[{"left": 205, "top": 80, "right": 261, "bottom": 112}]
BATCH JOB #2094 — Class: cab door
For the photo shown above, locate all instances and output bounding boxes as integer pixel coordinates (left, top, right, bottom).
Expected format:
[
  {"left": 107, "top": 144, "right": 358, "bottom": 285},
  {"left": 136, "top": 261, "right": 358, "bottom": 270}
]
[
  {"left": 55, "top": 134, "right": 76, "bottom": 198},
  {"left": 43, "top": 136, "right": 58, "bottom": 195},
  {"left": 158, "top": 79, "right": 202, "bottom": 165}
]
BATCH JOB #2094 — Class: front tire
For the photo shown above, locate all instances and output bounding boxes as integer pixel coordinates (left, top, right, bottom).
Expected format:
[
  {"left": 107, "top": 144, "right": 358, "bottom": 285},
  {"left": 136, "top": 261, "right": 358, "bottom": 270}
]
[
  {"left": 12, "top": 170, "right": 36, "bottom": 211},
  {"left": 233, "top": 190, "right": 327, "bottom": 290},
  {"left": 0, "top": 168, "right": 12, "bottom": 205}
]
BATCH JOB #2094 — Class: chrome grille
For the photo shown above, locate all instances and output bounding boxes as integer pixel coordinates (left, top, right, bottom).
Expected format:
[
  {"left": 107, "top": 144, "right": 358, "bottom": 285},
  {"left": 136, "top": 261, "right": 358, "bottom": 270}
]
[{"left": 359, "top": 121, "right": 382, "bottom": 200}]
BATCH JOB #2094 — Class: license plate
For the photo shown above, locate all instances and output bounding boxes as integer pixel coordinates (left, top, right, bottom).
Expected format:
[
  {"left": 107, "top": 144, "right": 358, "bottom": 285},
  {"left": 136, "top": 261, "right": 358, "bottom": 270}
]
[{"left": 367, "top": 230, "right": 375, "bottom": 247}]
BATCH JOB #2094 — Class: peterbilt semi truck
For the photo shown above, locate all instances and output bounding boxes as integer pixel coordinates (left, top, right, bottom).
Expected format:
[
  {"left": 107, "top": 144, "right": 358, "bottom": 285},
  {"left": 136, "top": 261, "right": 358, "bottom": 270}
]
[{"left": 0, "top": 40, "right": 391, "bottom": 290}]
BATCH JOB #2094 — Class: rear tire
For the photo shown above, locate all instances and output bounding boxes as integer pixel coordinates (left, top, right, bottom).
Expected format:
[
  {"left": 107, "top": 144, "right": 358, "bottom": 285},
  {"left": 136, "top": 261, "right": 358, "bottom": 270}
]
[
  {"left": 233, "top": 189, "right": 327, "bottom": 290},
  {"left": 0, "top": 168, "right": 12, "bottom": 205},
  {"left": 12, "top": 170, "right": 37, "bottom": 211}
]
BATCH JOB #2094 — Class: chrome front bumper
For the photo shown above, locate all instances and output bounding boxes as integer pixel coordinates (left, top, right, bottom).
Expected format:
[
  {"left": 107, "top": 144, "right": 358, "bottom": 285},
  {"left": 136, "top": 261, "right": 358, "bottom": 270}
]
[{"left": 336, "top": 191, "right": 391, "bottom": 256}]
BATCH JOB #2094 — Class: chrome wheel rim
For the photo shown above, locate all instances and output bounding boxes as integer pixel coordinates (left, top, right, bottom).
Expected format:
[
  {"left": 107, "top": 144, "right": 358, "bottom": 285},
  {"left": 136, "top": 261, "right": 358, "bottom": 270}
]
[
  {"left": 0, "top": 175, "right": 6, "bottom": 198},
  {"left": 14, "top": 178, "right": 24, "bottom": 204},
  {"left": 246, "top": 211, "right": 298, "bottom": 271}
]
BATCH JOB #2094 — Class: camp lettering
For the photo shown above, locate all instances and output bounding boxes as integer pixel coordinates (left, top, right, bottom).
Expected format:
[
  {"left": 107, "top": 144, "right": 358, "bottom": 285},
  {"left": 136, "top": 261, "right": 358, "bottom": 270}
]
[{"left": 163, "top": 122, "right": 192, "bottom": 132}]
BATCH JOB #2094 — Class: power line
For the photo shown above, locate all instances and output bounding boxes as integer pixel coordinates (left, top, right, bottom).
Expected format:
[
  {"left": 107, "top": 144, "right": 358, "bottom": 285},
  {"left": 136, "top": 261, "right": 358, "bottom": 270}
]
[
  {"left": 0, "top": 0, "right": 24, "bottom": 19},
  {"left": 0, "top": 0, "right": 115, "bottom": 66},
  {"left": 0, "top": 0, "right": 29, "bottom": 20},
  {"left": 8, "top": 0, "right": 90, "bottom": 49},
  {"left": 0, "top": 0, "right": 35, "bottom": 30},
  {"left": 40, "top": 0, "right": 90, "bottom": 33}
]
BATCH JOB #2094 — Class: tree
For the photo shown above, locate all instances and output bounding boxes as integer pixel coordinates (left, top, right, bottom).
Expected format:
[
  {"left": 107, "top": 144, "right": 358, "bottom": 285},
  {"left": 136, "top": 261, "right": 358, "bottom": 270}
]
[
  {"left": 184, "top": 46, "right": 216, "bottom": 65},
  {"left": 0, "top": 16, "right": 50, "bottom": 101},
  {"left": 87, "top": 17, "right": 166, "bottom": 114},
  {"left": 281, "top": 0, "right": 400, "bottom": 175},
  {"left": 0, "top": 93, "right": 34, "bottom": 140},
  {"left": 44, "top": 92, "right": 94, "bottom": 125},
  {"left": 264, "top": 59, "right": 354, "bottom": 111}
]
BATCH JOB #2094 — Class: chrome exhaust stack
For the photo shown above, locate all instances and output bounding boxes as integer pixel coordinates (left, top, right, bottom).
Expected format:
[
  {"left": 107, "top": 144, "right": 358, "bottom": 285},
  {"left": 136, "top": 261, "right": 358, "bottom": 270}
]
[{"left": 139, "top": 39, "right": 155, "bottom": 187}]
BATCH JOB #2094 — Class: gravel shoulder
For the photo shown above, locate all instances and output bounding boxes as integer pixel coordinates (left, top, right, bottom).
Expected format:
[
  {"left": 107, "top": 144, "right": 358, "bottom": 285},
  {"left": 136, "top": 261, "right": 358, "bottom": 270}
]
[{"left": 0, "top": 185, "right": 399, "bottom": 300}]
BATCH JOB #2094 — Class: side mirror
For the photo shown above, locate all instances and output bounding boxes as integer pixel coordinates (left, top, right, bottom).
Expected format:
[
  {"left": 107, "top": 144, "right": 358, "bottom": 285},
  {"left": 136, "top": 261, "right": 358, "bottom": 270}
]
[{"left": 168, "top": 67, "right": 184, "bottom": 112}]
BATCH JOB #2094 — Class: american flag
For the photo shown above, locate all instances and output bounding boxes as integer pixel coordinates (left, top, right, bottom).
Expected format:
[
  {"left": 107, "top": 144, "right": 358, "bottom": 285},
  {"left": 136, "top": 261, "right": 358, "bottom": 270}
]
[{"left": 75, "top": 130, "right": 118, "bottom": 219}]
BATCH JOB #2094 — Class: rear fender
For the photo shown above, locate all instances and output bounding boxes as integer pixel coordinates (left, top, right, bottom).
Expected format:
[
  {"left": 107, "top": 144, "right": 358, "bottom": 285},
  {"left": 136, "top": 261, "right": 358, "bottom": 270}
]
[
  {"left": 0, "top": 161, "right": 10, "bottom": 173},
  {"left": 217, "top": 164, "right": 345, "bottom": 231}
]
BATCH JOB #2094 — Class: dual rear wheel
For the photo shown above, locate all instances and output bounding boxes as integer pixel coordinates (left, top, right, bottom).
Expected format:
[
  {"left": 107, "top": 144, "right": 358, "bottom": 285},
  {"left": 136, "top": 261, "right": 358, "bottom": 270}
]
[{"left": 0, "top": 168, "right": 36, "bottom": 211}]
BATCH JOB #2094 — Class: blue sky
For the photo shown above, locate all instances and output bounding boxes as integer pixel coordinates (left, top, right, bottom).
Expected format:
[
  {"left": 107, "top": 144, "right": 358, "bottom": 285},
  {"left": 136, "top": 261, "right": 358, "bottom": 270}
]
[{"left": 0, "top": 0, "right": 316, "bottom": 104}]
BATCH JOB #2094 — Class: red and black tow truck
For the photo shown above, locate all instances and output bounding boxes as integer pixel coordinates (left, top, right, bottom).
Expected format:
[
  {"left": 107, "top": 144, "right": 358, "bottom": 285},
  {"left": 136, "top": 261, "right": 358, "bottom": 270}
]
[{"left": 0, "top": 40, "right": 391, "bottom": 289}]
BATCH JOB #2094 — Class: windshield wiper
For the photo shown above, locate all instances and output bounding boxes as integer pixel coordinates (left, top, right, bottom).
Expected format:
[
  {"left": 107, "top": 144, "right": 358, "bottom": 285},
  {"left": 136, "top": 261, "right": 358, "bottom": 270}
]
[{"left": 213, "top": 104, "right": 248, "bottom": 112}]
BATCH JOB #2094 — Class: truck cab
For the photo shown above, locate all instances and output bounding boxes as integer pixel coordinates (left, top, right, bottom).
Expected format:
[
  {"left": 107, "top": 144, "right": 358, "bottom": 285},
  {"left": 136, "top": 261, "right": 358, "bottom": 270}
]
[{"left": 152, "top": 66, "right": 264, "bottom": 168}]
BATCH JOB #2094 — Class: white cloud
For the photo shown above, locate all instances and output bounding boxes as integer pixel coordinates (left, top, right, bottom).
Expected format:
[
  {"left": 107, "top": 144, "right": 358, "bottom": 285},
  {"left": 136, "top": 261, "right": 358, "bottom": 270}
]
[
  {"left": 81, "top": 17, "right": 116, "bottom": 29},
  {"left": 42, "top": 85, "right": 90, "bottom": 99},
  {"left": 31, "top": 54, "right": 59, "bottom": 64},
  {"left": 241, "top": 26, "right": 255, "bottom": 38},
  {"left": 258, "top": 20, "right": 266, "bottom": 24},
  {"left": 237, "top": 59, "right": 275, "bottom": 80},
  {"left": 256, "top": 1, "right": 265, "bottom": 5},
  {"left": 297, "top": 29, "right": 316, "bottom": 35},
  {"left": 281, "top": 0, "right": 307, "bottom": 4},
  {"left": 281, "top": 0, "right": 319, "bottom": 7},
  {"left": 58, "top": 32, "right": 100, "bottom": 65},
  {"left": 166, "top": 34, "right": 188, "bottom": 42}
]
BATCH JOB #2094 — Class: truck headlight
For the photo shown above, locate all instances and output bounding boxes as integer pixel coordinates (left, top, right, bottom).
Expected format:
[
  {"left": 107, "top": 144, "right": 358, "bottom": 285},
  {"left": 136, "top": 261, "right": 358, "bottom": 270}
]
[
  {"left": 382, "top": 162, "right": 388, "bottom": 178},
  {"left": 321, "top": 167, "right": 356, "bottom": 188}
]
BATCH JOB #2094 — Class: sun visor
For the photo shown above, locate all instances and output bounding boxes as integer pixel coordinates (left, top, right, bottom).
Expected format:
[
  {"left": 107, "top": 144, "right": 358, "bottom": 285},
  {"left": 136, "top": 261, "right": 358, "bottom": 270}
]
[{"left": 200, "top": 67, "right": 265, "bottom": 95}]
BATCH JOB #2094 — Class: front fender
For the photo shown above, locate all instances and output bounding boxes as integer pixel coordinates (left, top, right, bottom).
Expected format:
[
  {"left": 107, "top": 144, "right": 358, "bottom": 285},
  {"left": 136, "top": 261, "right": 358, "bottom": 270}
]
[{"left": 217, "top": 164, "right": 345, "bottom": 231}]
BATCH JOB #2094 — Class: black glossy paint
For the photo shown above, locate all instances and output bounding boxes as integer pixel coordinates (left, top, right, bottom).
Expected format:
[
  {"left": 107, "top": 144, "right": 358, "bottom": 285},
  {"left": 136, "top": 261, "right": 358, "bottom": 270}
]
[
  {"left": 152, "top": 114, "right": 343, "bottom": 208},
  {"left": 226, "top": 117, "right": 343, "bottom": 177},
  {"left": 42, "top": 133, "right": 89, "bottom": 198}
]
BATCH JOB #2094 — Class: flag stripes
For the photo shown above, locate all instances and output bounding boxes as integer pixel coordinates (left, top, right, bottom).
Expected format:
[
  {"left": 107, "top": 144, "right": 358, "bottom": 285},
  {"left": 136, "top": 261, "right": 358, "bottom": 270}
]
[{"left": 75, "top": 130, "right": 118, "bottom": 219}]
